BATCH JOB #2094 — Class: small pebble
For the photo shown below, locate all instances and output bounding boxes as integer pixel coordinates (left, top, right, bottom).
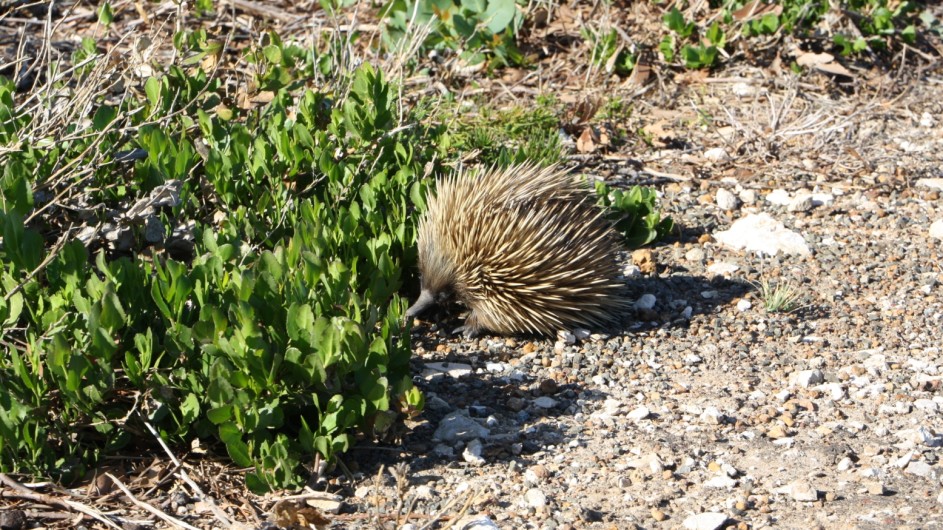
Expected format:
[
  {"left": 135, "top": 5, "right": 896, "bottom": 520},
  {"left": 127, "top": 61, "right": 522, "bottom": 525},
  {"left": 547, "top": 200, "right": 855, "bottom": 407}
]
[
  {"left": 682, "top": 512, "right": 728, "bottom": 530},
  {"left": 524, "top": 488, "right": 547, "bottom": 508}
]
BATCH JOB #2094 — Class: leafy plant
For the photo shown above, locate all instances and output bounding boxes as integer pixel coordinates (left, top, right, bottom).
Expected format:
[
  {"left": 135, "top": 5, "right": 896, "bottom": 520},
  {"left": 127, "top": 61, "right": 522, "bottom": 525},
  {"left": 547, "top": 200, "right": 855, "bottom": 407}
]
[
  {"left": 755, "top": 279, "right": 804, "bottom": 313},
  {"left": 594, "top": 181, "right": 673, "bottom": 248},
  {"left": 582, "top": 27, "right": 636, "bottom": 76},
  {"left": 448, "top": 98, "right": 562, "bottom": 167},
  {"left": 0, "top": 29, "right": 441, "bottom": 490},
  {"left": 381, "top": 0, "right": 526, "bottom": 67}
]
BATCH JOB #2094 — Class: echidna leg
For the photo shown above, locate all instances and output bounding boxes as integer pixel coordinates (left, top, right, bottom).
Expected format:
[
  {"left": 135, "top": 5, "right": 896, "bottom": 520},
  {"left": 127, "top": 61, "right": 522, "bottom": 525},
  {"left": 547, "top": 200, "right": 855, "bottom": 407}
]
[{"left": 454, "top": 311, "right": 484, "bottom": 339}]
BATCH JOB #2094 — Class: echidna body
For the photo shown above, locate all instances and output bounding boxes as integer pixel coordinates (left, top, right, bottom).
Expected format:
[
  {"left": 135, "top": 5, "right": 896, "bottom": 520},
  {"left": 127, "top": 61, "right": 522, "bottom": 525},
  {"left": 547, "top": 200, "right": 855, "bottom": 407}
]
[{"left": 407, "top": 162, "right": 629, "bottom": 337}]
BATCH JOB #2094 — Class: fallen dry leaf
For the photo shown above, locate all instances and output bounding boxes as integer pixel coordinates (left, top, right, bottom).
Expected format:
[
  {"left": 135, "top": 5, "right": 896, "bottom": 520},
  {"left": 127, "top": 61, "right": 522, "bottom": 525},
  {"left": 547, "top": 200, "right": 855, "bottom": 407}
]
[
  {"left": 626, "top": 60, "right": 652, "bottom": 87},
  {"left": 732, "top": 0, "right": 782, "bottom": 21},
  {"left": 577, "top": 127, "right": 597, "bottom": 153},
  {"left": 632, "top": 249, "right": 656, "bottom": 274}
]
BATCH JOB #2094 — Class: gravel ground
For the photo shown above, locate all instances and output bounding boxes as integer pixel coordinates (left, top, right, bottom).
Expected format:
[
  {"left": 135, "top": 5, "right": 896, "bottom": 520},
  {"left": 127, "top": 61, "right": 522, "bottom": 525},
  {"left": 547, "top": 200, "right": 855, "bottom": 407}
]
[{"left": 335, "top": 77, "right": 943, "bottom": 530}]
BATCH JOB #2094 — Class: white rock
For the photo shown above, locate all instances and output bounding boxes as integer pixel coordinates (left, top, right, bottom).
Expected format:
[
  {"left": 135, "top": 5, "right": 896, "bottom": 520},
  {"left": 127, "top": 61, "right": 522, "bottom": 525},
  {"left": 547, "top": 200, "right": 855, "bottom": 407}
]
[
  {"left": 713, "top": 213, "right": 810, "bottom": 256},
  {"left": 914, "top": 398, "right": 938, "bottom": 411},
  {"left": 788, "top": 194, "right": 815, "bottom": 212},
  {"left": 905, "top": 460, "right": 937, "bottom": 479},
  {"left": 788, "top": 479, "right": 818, "bottom": 502},
  {"left": 739, "top": 189, "right": 758, "bottom": 205},
  {"left": 705, "top": 474, "right": 737, "bottom": 489},
  {"left": 423, "top": 362, "right": 473, "bottom": 379},
  {"left": 558, "top": 330, "right": 576, "bottom": 345},
  {"left": 836, "top": 457, "right": 854, "bottom": 471},
  {"left": 485, "top": 362, "right": 509, "bottom": 373},
  {"left": 732, "top": 82, "right": 756, "bottom": 97},
  {"left": 700, "top": 406, "right": 723, "bottom": 425},
  {"left": 736, "top": 299, "right": 752, "bottom": 312},
  {"left": 682, "top": 512, "right": 728, "bottom": 530},
  {"left": 705, "top": 147, "right": 731, "bottom": 163},
  {"left": 920, "top": 112, "right": 936, "bottom": 128},
  {"left": 635, "top": 294, "right": 657, "bottom": 310},
  {"left": 305, "top": 494, "right": 343, "bottom": 514},
  {"left": 433, "top": 412, "right": 490, "bottom": 442},
  {"left": 462, "top": 439, "right": 485, "bottom": 466},
  {"left": 899, "top": 426, "right": 943, "bottom": 447},
  {"left": 811, "top": 193, "right": 834, "bottom": 206},
  {"left": 707, "top": 261, "right": 740, "bottom": 276},
  {"left": 816, "top": 383, "right": 845, "bottom": 401},
  {"left": 766, "top": 189, "right": 792, "bottom": 205},
  {"left": 354, "top": 485, "right": 373, "bottom": 498},
  {"left": 627, "top": 405, "right": 651, "bottom": 422},
  {"left": 917, "top": 178, "right": 943, "bottom": 190},
  {"left": 715, "top": 188, "right": 739, "bottom": 210},
  {"left": 457, "top": 516, "right": 500, "bottom": 530},
  {"left": 533, "top": 396, "right": 557, "bottom": 409},
  {"left": 794, "top": 369, "right": 824, "bottom": 388},
  {"left": 623, "top": 264, "right": 642, "bottom": 278},
  {"left": 524, "top": 488, "right": 547, "bottom": 508},
  {"left": 930, "top": 219, "right": 943, "bottom": 241},
  {"left": 894, "top": 451, "right": 914, "bottom": 468},
  {"left": 685, "top": 247, "right": 706, "bottom": 262}
]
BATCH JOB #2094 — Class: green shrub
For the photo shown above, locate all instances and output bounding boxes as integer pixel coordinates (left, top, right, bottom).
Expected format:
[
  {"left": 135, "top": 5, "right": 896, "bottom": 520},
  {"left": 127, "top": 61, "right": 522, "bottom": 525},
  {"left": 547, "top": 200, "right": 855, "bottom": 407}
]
[
  {"left": 381, "top": 0, "right": 526, "bottom": 67},
  {"left": 595, "top": 181, "right": 674, "bottom": 248},
  {"left": 0, "top": 40, "right": 434, "bottom": 490}
]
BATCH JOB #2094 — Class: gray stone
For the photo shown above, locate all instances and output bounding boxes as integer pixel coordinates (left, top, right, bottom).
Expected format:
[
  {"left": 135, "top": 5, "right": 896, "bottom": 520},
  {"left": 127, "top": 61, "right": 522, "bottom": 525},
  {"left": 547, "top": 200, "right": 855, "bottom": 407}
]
[
  {"left": 462, "top": 439, "right": 485, "bottom": 466},
  {"left": 788, "top": 194, "right": 815, "bottom": 212},
  {"left": 715, "top": 187, "right": 739, "bottom": 210},
  {"left": 795, "top": 369, "right": 824, "bottom": 387},
  {"left": 905, "top": 460, "right": 936, "bottom": 479},
  {"left": 433, "top": 411, "right": 490, "bottom": 442},
  {"left": 788, "top": 479, "right": 818, "bottom": 502},
  {"left": 704, "top": 147, "right": 731, "bottom": 163},
  {"left": 685, "top": 247, "right": 706, "bottom": 262},
  {"left": 635, "top": 294, "right": 657, "bottom": 310}
]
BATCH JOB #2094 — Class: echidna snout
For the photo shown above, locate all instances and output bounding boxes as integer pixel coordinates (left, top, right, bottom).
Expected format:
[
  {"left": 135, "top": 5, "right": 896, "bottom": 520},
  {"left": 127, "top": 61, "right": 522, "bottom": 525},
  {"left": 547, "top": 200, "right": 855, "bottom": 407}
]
[
  {"left": 405, "top": 287, "right": 452, "bottom": 319},
  {"left": 409, "top": 162, "right": 630, "bottom": 337}
]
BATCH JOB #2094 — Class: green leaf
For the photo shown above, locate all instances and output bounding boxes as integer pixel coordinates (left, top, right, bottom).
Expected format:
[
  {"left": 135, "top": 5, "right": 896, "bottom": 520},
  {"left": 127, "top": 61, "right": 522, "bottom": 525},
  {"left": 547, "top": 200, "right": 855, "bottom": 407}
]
[
  {"left": 98, "top": 2, "right": 114, "bottom": 26},
  {"left": 145, "top": 77, "right": 161, "bottom": 107},
  {"left": 92, "top": 105, "right": 117, "bottom": 131},
  {"left": 207, "top": 405, "right": 233, "bottom": 424},
  {"left": 484, "top": 0, "right": 517, "bottom": 34},
  {"left": 262, "top": 44, "right": 283, "bottom": 64},
  {"left": 180, "top": 393, "right": 201, "bottom": 423},
  {"left": 219, "top": 422, "right": 252, "bottom": 467}
]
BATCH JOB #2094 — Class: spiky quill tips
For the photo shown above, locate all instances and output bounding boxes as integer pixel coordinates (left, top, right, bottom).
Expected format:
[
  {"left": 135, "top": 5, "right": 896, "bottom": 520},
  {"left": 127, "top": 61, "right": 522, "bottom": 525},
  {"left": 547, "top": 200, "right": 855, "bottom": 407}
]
[{"left": 408, "top": 162, "right": 630, "bottom": 338}]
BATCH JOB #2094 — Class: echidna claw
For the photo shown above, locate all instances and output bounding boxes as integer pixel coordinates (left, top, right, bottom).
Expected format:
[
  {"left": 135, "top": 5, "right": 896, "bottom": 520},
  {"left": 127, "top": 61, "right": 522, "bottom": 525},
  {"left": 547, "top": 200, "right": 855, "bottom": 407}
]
[{"left": 452, "top": 325, "right": 481, "bottom": 339}]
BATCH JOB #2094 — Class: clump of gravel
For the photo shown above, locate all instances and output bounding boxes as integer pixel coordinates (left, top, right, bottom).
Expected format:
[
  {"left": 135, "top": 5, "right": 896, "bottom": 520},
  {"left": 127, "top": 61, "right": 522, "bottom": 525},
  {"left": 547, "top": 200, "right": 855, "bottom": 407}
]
[{"left": 335, "top": 79, "right": 943, "bottom": 530}]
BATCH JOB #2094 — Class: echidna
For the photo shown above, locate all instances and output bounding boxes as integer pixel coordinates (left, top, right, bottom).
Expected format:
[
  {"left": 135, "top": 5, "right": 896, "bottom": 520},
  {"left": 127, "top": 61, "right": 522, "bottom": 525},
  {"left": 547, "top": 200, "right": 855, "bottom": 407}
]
[{"left": 406, "top": 162, "right": 629, "bottom": 337}]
